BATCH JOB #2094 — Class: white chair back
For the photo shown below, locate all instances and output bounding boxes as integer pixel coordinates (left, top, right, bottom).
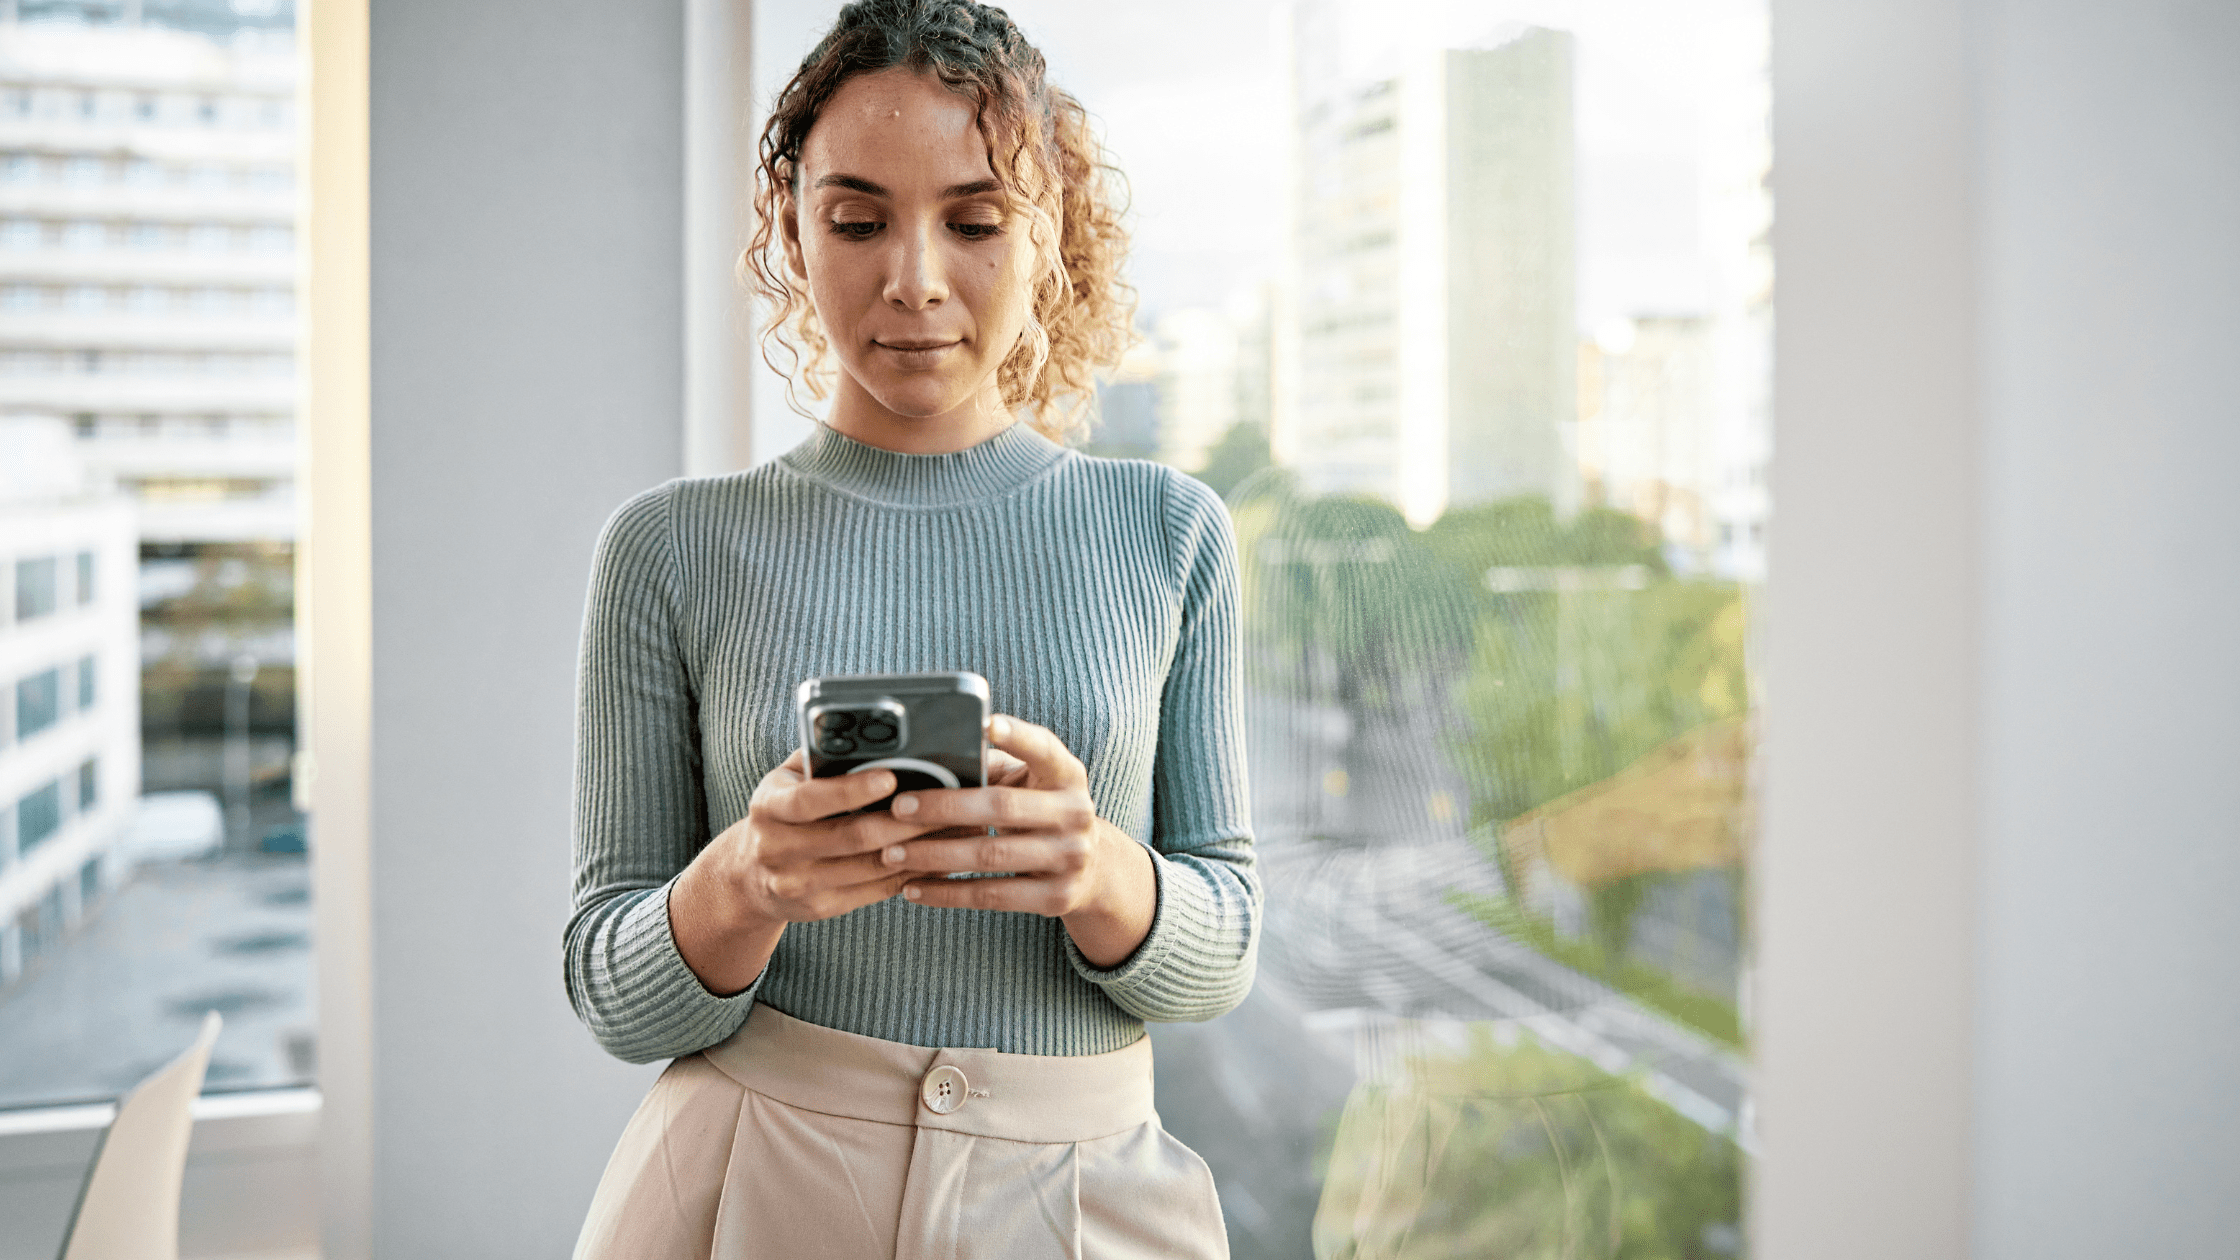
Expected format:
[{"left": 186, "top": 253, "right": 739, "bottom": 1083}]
[{"left": 57, "top": 1011, "right": 223, "bottom": 1260}]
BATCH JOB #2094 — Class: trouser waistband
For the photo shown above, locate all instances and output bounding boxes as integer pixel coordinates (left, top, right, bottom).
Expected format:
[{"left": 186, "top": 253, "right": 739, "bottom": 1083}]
[{"left": 700, "top": 1003, "right": 1156, "bottom": 1145}]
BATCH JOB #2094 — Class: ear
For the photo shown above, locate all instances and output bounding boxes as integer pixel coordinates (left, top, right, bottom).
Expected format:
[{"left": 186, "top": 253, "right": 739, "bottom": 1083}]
[{"left": 779, "top": 192, "right": 807, "bottom": 282}]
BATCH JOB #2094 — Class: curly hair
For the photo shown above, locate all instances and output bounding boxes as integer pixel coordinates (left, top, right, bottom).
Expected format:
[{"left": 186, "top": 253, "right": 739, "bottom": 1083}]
[{"left": 744, "top": 0, "right": 1135, "bottom": 443}]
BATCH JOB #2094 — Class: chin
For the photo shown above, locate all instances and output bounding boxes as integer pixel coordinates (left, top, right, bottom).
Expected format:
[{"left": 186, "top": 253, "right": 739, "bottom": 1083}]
[{"left": 861, "top": 373, "right": 973, "bottom": 421}]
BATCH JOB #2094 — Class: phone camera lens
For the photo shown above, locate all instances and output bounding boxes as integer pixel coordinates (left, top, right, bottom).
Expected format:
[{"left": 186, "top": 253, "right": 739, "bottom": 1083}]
[
  {"left": 815, "top": 711, "right": 855, "bottom": 734},
  {"left": 817, "top": 732, "right": 856, "bottom": 755},
  {"left": 857, "top": 720, "right": 896, "bottom": 745}
]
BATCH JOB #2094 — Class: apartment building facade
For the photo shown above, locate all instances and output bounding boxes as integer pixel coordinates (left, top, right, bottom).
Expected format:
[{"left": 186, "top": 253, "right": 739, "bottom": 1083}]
[
  {"left": 0, "top": 17, "right": 296, "bottom": 545},
  {"left": 0, "top": 416, "right": 136, "bottom": 987}
]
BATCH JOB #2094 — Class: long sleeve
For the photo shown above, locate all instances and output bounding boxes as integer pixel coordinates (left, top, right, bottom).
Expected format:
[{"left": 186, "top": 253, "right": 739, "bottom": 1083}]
[
  {"left": 1066, "top": 471, "right": 1261, "bottom": 1021},
  {"left": 563, "top": 485, "right": 760, "bottom": 1063}
]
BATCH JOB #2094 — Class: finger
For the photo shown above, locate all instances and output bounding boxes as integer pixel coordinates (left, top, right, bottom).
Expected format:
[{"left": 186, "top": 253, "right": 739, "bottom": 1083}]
[
  {"left": 758, "top": 850, "right": 916, "bottom": 911},
  {"left": 884, "top": 832, "right": 1086, "bottom": 876},
  {"left": 984, "top": 750, "right": 1031, "bottom": 789},
  {"left": 890, "top": 784, "right": 1091, "bottom": 833},
  {"left": 984, "top": 715, "right": 1089, "bottom": 790},
  {"left": 761, "top": 768, "right": 898, "bottom": 825},
  {"left": 784, "top": 808, "right": 952, "bottom": 861},
  {"left": 901, "top": 873, "right": 1068, "bottom": 914}
]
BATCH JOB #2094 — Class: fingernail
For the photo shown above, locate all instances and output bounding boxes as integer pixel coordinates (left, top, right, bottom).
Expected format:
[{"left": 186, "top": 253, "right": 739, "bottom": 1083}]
[
  {"left": 903, "top": 885, "right": 922, "bottom": 901},
  {"left": 989, "top": 717, "right": 1010, "bottom": 740},
  {"left": 884, "top": 845, "right": 906, "bottom": 865},
  {"left": 893, "top": 794, "right": 918, "bottom": 817}
]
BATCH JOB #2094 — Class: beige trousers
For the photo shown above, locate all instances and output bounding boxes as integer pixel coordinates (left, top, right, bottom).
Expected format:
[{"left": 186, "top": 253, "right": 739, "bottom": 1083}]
[{"left": 573, "top": 1004, "right": 1228, "bottom": 1260}]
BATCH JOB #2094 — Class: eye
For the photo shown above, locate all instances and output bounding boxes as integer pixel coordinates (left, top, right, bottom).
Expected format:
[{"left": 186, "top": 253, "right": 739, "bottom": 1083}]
[
  {"left": 828, "top": 219, "right": 881, "bottom": 240},
  {"left": 951, "top": 221, "right": 1004, "bottom": 241}
]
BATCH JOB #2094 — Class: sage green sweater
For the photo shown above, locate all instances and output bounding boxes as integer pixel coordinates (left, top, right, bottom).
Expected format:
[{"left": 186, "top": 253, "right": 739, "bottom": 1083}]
[{"left": 564, "top": 422, "right": 1258, "bottom": 1062}]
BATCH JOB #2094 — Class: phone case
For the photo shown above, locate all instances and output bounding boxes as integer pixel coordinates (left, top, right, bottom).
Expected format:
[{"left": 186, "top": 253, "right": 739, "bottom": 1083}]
[{"left": 797, "top": 671, "right": 989, "bottom": 813}]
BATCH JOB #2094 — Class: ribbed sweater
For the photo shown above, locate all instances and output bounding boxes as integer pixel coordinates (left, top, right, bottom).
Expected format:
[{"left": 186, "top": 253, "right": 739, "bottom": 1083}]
[{"left": 564, "top": 422, "right": 1259, "bottom": 1063}]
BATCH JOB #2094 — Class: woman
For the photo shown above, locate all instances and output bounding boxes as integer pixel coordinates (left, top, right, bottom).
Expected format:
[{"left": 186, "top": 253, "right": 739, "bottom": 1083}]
[{"left": 564, "top": 2, "right": 1257, "bottom": 1256}]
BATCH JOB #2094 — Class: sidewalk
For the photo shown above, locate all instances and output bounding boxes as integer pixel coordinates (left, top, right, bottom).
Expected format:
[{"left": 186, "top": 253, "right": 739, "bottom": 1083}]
[{"left": 0, "top": 852, "right": 315, "bottom": 1111}]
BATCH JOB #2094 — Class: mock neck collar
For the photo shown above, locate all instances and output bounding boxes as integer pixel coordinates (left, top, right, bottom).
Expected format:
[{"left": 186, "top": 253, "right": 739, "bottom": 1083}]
[{"left": 778, "top": 421, "right": 1068, "bottom": 508}]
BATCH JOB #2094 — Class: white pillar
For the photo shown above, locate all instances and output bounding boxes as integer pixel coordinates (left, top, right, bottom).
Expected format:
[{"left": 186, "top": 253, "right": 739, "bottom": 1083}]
[
  {"left": 683, "top": 0, "right": 756, "bottom": 476},
  {"left": 1758, "top": 1, "right": 2240, "bottom": 1255},
  {"left": 308, "top": 0, "right": 727, "bottom": 1253}
]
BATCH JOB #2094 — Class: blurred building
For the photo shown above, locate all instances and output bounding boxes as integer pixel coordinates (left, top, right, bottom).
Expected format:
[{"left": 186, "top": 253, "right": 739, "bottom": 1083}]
[
  {"left": 1152, "top": 307, "right": 1240, "bottom": 473},
  {"left": 0, "top": 415, "right": 138, "bottom": 988},
  {"left": 1577, "top": 316, "right": 1717, "bottom": 563},
  {"left": 1700, "top": 15, "right": 1771, "bottom": 583},
  {"left": 1091, "top": 291, "right": 1275, "bottom": 475},
  {"left": 1088, "top": 338, "right": 1160, "bottom": 461},
  {"left": 1278, "top": 17, "right": 1578, "bottom": 526},
  {"left": 0, "top": 15, "right": 298, "bottom": 546}
]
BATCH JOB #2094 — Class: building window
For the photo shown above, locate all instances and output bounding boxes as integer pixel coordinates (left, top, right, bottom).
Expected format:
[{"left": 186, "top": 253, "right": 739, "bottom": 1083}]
[
  {"left": 16, "top": 668, "right": 61, "bottom": 740},
  {"left": 17, "top": 780, "right": 62, "bottom": 855},
  {"left": 76, "top": 655, "right": 96, "bottom": 710},
  {"left": 77, "top": 759, "right": 97, "bottom": 811},
  {"left": 80, "top": 857, "right": 101, "bottom": 904},
  {"left": 14, "top": 557, "right": 57, "bottom": 621},
  {"left": 76, "top": 551, "right": 93, "bottom": 604}
]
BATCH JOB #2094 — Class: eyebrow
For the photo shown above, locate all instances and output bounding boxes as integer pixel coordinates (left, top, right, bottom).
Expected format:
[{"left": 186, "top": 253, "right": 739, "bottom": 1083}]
[{"left": 812, "top": 174, "right": 1004, "bottom": 200}]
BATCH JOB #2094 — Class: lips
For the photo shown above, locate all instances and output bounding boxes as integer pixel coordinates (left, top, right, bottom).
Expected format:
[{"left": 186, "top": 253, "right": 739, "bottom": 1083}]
[{"left": 873, "top": 338, "right": 962, "bottom": 369}]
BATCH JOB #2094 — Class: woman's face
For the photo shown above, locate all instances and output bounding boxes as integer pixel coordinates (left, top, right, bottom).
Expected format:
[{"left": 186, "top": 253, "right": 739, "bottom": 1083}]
[{"left": 785, "top": 67, "right": 1039, "bottom": 435}]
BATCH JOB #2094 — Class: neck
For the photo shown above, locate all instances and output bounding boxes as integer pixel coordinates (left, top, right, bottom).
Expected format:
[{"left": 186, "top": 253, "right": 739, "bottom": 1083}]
[{"left": 825, "top": 375, "right": 1013, "bottom": 454}]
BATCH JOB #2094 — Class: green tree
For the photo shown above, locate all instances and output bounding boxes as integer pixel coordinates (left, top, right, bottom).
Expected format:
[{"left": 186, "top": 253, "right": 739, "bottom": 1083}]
[
  {"left": 1190, "top": 420, "right": 1273, "bottom": 499},
  {"left": 1315, "top": 1030, "right": 1744, "bottom": 1259},
  {"left": 1229, "top": 472, "right": 1477, "bottom": 716}
]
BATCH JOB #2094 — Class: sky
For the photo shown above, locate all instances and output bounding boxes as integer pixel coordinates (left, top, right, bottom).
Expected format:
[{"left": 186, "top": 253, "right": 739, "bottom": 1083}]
[{"left": 750, "top": 0, "right": 1767, "bottom": 455}]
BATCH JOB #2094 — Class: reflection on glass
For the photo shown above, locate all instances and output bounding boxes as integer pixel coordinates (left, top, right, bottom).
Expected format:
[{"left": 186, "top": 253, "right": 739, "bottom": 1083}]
[
  {"left": 1053, "top": 0, "right": 1768, "bottom": 1254},
  {"left": 744, "top": 0, "right": 1770, "bottom": 1250}
]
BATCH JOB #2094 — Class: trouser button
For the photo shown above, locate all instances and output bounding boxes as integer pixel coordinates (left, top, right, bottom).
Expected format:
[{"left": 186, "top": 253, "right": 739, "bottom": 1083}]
[{"left": 920, "top": 1064, "right": 969, "bottom": 1115}]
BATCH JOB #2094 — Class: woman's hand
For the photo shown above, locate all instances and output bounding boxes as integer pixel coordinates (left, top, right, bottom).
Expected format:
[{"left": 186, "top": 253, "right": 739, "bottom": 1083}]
[
  {"left": 881, "top": 715, "right": 1158, "bottom": 969},
  {"left": 668, "top": 753, "right": 934, "bottom": 995}
]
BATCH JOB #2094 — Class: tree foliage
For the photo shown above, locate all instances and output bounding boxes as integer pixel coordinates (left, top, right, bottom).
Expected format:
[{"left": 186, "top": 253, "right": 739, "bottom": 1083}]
[
  {"left": 1314, "top": 1030, "right": 1744, "bottom": 1260},
  {"left": 1229, "top": 471, "right": 1478, "bottom": 714},
  {"left": 1191, "top": 419, "right": 1274, "bottom": 499}
]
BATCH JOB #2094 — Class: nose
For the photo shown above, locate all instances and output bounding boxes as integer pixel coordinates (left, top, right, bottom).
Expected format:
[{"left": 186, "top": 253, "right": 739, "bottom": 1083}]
[{"left": 883, "top": 219, "right": 948, "bottom": 311}]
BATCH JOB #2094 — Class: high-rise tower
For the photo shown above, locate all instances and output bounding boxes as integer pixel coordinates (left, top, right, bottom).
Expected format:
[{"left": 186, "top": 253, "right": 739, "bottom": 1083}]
[{"left": 1279, "top": 19, "right": 1578, "bottom": 525}]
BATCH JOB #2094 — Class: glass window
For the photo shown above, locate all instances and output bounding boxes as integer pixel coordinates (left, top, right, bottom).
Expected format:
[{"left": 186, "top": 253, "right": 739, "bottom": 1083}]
[
  {"left": 0, "top": 12, "right": 308, "bottom": 1117},
  {"left": 758, "top": 0, "right": 1765, "bottom": 1252},
  {"left": 17, "top": 780, "right": 61, "bottom": 855},
  {"left": 16, "top": 669, "right": 61, "bottom": 740},
  {"left": 15, "top": 557, "right": 56, "bottom": 620}
]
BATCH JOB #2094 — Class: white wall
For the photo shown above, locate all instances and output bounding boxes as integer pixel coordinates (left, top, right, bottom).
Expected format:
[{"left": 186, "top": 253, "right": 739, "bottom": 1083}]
[
  {"left": 1760, "top": 0, "right": 2240, "bottom": 1254},
  {"left": 359, "top": 0, "right": 684, "bottom": 1252},
  {"left": 1756, "top": 0, "right": 1980, "bottom": 1251},
  {"left": 1971, "top": 1, "right": 2240, "bottom": 1254}
]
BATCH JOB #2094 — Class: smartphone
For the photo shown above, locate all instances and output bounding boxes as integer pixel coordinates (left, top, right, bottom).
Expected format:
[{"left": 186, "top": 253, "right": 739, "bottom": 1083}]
[{"left": 797, "top": 671, "right": 989, "bottom": 813}]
